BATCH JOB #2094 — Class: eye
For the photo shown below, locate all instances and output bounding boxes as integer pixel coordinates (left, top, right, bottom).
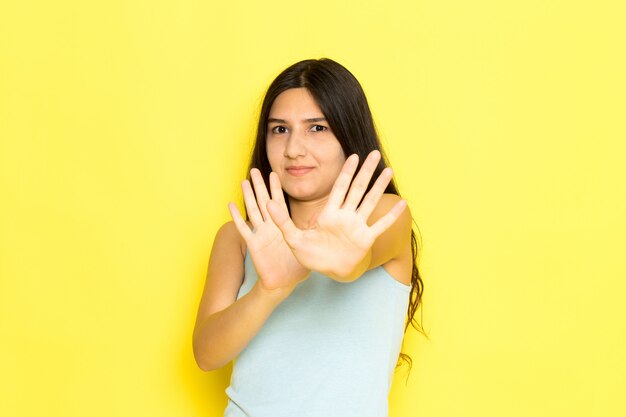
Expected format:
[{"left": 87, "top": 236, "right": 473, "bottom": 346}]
[
  {"left": 270, "top": 125, "right": 288, "bottom": 134},
  {"left": 310, "top": 125, "right": 328, "bottom": 132}
]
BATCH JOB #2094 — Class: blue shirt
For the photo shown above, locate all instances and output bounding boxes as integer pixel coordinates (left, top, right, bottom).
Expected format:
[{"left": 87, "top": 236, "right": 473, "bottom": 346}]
[{"left": 224, "top": 251, "right": 410, "bottom": 417}]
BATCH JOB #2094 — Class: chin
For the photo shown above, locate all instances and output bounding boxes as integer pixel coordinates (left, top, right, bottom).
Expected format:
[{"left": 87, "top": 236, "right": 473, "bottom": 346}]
[
  {"left": 284, "top": 190, "right": 313, "bottom": 202},
  {"left": 286, "top": 186, "right": 332, "bottom": 204},
  {"left": 282, "top": 185, "right": 317, "bottom": 201}
]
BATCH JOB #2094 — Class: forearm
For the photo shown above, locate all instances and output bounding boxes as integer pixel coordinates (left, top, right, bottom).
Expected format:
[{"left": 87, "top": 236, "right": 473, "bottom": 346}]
[{"left": 193, "top": 281, "right": 292, "bottom": 371}]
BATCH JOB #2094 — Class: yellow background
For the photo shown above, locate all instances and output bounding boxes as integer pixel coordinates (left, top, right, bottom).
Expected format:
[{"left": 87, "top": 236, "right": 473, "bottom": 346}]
[{"left": 1, "top": 0, "right": 625, "bottom": 416}]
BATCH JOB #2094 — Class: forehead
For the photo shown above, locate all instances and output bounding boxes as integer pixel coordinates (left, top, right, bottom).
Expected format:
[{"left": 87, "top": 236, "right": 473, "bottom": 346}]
[{"left": 268, "top": 88, "right": 324, "bottom": 119}]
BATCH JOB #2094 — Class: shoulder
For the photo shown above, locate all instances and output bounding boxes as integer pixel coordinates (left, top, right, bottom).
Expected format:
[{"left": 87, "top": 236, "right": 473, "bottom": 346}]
[
  {"left": 214, "top": 220, "right": 246, "bottom": 259},
  {"left": 375, "top": 193, "right": 407, "bottom": 209},
  {"left": 196, "top": 221, "right": 247, "bottom": 321},
  {"left": 368, "top": 193, "right": 412, "bottom": 231},
  {"left": 367, "top": 193, "right": 413, "bottom": 285}
]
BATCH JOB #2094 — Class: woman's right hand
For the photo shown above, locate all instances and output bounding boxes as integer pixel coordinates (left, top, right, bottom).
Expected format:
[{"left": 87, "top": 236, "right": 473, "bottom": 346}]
[{"left": 228, "top": 168, "right": 310, "bottom": 295}]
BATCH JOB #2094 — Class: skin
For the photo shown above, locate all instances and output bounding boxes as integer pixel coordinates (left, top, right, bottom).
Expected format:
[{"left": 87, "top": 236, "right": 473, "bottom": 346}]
[
  {"left": 192, "top": 87, "right": 413, "bottom": 371},
  {"left": 265, "top": 87, "right": 348, "bottom": 225}
]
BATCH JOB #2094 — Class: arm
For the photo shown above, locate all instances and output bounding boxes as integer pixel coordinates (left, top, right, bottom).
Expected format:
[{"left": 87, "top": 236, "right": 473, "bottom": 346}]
[
  {"left": 193, "top": 170, "right": 310, "bottom": 371},
  {"left": 192, "top": 222, "right": 294, "bottom": 371},
  {"left": 323, "top": 193, "right": 413, "bottom": 283}
]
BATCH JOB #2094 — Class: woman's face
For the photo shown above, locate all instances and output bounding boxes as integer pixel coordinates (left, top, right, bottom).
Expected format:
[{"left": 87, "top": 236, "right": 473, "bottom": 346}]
[{"left": 266, "top": 88, "right": 346, "bottom": 202}]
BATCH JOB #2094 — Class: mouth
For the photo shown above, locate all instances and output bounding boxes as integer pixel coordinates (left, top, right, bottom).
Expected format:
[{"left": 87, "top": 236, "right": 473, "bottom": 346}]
[{"left": 285, "top": 166, "right": 314, "bottom": 177}]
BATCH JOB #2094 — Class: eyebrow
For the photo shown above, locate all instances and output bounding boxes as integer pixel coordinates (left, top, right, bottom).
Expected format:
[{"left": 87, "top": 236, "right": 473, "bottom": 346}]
[{"left": 267, "top": 117, "right": 327, "bottom": 124}]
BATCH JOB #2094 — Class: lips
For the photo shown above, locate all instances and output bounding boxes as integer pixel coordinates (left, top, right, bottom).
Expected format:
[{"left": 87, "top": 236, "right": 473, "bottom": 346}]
[{"left": 286, "top": 166, "right": 314, "bottom": 176}]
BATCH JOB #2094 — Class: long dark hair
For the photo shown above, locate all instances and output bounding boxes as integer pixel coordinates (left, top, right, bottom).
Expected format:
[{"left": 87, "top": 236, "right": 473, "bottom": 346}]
[{"left": 247, "top": 58, "right": 426, "bottom": 370}]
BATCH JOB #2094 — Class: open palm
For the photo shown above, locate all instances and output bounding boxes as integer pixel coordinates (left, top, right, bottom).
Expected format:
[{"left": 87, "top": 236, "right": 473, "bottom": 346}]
[
  {"left": 229, "top": 169, "right": 309, "bottom": 292},
  {"left": 267, "top": 150, "right": 406, "bottom": 280}
]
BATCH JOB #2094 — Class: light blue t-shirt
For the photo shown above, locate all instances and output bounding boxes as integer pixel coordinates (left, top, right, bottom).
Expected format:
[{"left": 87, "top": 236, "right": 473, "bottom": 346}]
[{"left": 224, "top": 251, "right": 410, "bottom": 417}]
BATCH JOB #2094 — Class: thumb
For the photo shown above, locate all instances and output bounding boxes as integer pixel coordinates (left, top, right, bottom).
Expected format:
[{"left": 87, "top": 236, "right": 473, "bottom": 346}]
[{"left": 267, "top": 200, "right": 301, "bottom": 247}]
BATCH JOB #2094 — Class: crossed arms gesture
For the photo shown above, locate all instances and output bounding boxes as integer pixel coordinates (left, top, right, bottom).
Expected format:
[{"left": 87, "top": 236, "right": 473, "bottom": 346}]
[{"left": 228, "top": 150, "right": 407, "bottom": 293}]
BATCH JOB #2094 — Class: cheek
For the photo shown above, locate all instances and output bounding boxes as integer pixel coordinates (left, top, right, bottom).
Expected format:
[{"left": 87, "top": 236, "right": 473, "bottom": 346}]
[
  {"left": 332, "top": 146, "right": 346, "bottom": 170},
  {"left": 333, "top": 158, "right": 346, "bottom": 178},
  {"left": 266, "top": 142, "right": 281, "bottom": 168}
]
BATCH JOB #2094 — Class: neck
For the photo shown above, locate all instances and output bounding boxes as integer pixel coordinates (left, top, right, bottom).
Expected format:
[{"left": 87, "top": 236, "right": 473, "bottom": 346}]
[{"left": 287, "top": 196, "right": 330, "bottom": 229}]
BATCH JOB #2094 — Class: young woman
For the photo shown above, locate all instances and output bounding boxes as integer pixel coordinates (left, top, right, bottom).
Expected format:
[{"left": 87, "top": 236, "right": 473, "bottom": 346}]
[{"left": 193, "top": 58, "right": 424, "bottom": 417}]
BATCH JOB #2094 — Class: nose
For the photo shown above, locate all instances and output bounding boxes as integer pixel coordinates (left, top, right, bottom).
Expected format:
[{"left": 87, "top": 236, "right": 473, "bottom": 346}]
[{"left": 283, "top": 130, "right": 307, "bottom": 159}]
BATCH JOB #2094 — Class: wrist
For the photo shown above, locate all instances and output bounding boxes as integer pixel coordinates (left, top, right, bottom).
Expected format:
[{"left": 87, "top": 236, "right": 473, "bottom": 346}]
[{"left": 251, "top": 280, "right": 295, "bottom": 305}]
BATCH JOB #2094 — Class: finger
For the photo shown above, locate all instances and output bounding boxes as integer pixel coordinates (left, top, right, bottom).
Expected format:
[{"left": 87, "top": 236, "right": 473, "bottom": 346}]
[
  {"left": 343, "top": 150, "right": 381, "bottom": 211},
  {"left": 267, "top": 200, "right": 302, "bottom": 248},
  {"left": 241, "top": 179, "right": 264, "bottom": 227},
  {"left": 356, "top": 166, "right": 394, "bottom": 220},
  {"left": 369, "top": 199, "right": 407, "bottom": 239},
  {"left": 228, "top": 202, "right": 253, "bottom": 242},
  {"left": 327, "top": 154, "right": 359, "bottom": 208},
  {"left": 269, "top": 172, "right": 287, "bottom": 208},
  {"left": 250, "top": 168, "right": 271, "bottom": 221}
]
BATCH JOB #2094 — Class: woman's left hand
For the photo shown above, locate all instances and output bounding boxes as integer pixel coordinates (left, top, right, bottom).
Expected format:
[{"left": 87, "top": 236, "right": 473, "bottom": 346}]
[{"left": 267, "top": 150, "right": 407, "bottom": 281}]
